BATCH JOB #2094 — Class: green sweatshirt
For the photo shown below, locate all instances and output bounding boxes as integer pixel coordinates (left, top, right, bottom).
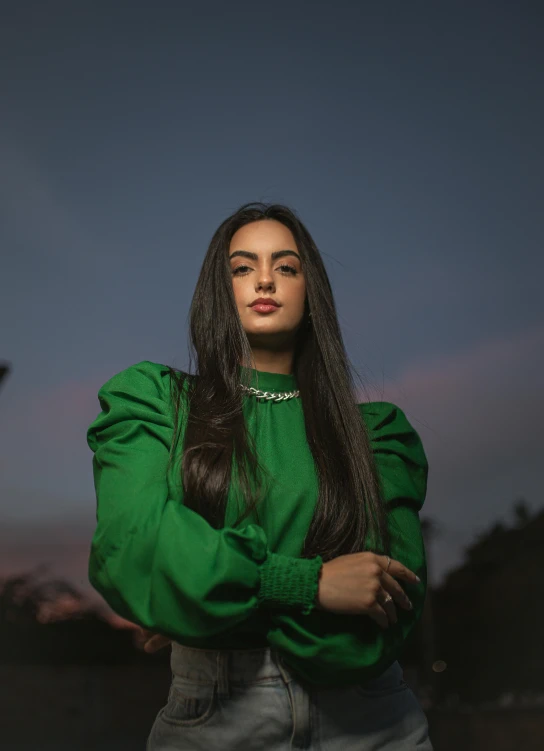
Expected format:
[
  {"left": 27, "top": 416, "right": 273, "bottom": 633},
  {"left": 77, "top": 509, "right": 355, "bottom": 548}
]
[{"left": 87, "top": 360, "right": 428, "bottom": 687}]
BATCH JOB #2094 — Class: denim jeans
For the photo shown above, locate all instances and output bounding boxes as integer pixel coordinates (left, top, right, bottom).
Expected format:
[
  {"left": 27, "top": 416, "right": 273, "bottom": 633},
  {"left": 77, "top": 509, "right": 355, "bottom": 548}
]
[{"left": 146, "top": 642, "right": 433, "bottom": 750}]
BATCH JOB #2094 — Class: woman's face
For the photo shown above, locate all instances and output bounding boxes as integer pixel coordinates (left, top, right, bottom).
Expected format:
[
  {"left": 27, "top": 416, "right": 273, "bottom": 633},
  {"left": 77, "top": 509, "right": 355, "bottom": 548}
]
[{"left": 229, "top": 219, "right": 307, "bottom": 346}]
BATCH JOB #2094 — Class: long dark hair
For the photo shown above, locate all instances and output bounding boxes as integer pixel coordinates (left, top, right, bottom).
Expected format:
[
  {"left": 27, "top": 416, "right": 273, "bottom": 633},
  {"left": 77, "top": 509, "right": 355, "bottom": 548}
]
[{"left": 166, "top": 202, "right": 391, "bottom": 562}]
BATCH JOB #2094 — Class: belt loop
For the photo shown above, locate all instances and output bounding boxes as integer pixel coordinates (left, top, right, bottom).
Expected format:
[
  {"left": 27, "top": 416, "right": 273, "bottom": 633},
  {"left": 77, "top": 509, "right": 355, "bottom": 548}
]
[{"left": 216, "top": 650, "right": 230, "bottom": 700}]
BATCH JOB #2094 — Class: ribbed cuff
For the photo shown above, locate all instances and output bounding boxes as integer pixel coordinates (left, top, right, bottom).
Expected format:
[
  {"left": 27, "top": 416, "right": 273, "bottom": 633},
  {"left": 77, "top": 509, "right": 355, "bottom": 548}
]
[{"left": 257, "top": 552, "right": 323, "bottom": 615}]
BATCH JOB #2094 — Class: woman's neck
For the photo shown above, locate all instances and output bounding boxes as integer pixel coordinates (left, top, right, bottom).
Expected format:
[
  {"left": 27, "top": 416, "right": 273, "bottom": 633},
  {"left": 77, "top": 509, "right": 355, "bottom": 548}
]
[{"left": 241, "top": 350, "right": 294, "bottom": 376}]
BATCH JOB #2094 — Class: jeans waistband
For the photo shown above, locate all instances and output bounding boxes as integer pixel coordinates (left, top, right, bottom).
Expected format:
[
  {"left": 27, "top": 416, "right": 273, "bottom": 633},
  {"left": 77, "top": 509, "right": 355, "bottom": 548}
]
[
  {"left": 170, "top": 641, "right": 292, "bottom": 699},
  {"left": 170, "top": 641, "right": 403, "bottom": 700}
]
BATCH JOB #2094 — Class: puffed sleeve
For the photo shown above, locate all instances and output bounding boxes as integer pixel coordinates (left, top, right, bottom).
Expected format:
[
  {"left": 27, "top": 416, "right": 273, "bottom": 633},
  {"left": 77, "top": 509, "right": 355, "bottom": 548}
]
[
  {"left": 86, "top": 360, "right": 323, "bottom": 643},
  {"left": 266, "top": 401, "right": 429, "bottom": 687}
]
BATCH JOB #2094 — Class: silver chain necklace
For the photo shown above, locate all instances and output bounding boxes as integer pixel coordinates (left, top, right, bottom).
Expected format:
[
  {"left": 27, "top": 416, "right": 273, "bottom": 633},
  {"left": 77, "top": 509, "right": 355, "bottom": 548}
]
[{"left": 240, "top": 384, "right": 300, "bottom": 402}]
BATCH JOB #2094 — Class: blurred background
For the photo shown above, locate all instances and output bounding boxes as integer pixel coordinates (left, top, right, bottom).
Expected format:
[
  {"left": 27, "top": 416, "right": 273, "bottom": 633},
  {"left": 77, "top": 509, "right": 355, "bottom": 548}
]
[{"left": 1, "top": 1, "right": 543, "bottom": 749}]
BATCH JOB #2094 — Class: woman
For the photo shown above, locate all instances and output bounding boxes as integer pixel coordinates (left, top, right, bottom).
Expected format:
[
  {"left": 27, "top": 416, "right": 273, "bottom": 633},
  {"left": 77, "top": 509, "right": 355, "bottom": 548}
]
[{"left": 87, "top": 202, "right": 433, "bottom": 750}]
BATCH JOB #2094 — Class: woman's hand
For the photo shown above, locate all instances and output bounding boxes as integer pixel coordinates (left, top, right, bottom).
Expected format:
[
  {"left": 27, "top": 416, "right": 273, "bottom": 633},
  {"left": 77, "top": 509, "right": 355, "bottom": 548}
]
[
  {"left": 134, "top": 627, "right": 172, "bottom": 653},
  {"left": 315, "top": 551, "right": 419, "bottom": 628}
]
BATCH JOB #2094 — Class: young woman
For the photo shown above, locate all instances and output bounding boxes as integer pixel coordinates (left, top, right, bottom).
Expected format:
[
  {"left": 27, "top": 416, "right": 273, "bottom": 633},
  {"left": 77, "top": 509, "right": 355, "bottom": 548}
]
[{"left": 87, "top": 202, "right": 433, "bottom": 750}]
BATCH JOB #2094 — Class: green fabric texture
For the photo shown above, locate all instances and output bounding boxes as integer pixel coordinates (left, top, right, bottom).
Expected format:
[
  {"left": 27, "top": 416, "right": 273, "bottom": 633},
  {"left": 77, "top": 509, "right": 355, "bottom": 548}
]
[{"left": 87, "top": 360, "right": 429, "bottom": 687}]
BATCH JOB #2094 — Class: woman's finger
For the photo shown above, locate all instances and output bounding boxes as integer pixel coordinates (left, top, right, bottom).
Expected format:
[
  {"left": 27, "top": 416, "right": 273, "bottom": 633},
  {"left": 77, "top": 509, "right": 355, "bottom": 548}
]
[
  {"left": 144, "top": 634, "right": 172, "bottom": 653},
  {"left": 376, "top": 554, "right": 420, "bottom": 585},
  {"left": 366, "top": 601, "right": 390, "bottom": 629},
  {"left": 389, "top": 561, "right": 419, "bottom": 584},
  {"left": 379, "top": 571, "right": 413, "bottom": 612},
  {"left": 134, "top": 628, "right": 153, "bottom": 650},
  {"left": 147, "top": 634, "right": 171, "bottom": 652},
  {"left": 377, "top": 588, "right": 397, "bottom": 624}
]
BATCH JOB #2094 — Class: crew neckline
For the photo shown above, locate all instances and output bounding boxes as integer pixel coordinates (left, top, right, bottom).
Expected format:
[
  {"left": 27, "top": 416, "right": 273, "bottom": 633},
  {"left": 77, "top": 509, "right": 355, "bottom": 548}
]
[{"left": 238, "top": 364, "right": 297, "bottom": 392}]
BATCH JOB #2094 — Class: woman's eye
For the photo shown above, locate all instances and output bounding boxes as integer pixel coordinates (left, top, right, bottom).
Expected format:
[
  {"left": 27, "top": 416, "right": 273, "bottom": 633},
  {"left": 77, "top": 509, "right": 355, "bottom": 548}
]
[
  {"left": 232, "top": 264, "right": 298, "bottom": 276},
  {"left": 232, "top": 265, "right": 250, "bottom": 275}
]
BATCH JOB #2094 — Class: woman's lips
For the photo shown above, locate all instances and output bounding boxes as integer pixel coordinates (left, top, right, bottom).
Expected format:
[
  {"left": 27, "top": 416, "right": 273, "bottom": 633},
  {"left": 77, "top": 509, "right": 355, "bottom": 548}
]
[{"left": 250, "top": 304, "right": 280, "bottom": 313}]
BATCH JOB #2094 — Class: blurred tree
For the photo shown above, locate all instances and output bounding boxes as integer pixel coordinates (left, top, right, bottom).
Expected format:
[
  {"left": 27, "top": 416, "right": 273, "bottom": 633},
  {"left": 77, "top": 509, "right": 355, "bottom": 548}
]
[
  {"left": 0, "top": 569, "right": 168, "bottom": 665},
  {"left": 432, "top": 503, "right": 544, "bottom": 704},
  {"left": 512, "top": 497, "right": 531, "bottom": 527},
  {"left": 419, "top": 516, "right": 441, "bottom": 699},
  {"left": 0, "top": 361, "right": 11, "bottom": 391}
]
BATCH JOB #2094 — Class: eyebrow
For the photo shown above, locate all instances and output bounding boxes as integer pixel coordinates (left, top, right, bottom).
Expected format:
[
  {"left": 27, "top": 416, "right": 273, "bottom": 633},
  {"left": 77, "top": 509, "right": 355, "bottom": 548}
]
[{"left": 229, "top": 249, "right": 301, "bottom": 262}]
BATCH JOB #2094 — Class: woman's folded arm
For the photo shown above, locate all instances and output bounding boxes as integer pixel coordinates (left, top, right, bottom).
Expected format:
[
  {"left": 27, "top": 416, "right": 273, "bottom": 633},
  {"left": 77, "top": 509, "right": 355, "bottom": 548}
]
[
  {"left": 87, "top": 360, "right": 323, "bottom": 643},
  {"left": 266, "top": 401, "right": 429, "bottom": 687}
]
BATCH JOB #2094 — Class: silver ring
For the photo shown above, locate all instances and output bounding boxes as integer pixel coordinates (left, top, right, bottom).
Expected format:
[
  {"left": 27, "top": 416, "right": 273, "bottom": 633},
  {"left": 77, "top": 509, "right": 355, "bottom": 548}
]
[
  {"left": 382, "top": 593, "right": 393, "bottom": 604},
  {"left": 385, "top": 556, "right": 391, "bottom": 572}
]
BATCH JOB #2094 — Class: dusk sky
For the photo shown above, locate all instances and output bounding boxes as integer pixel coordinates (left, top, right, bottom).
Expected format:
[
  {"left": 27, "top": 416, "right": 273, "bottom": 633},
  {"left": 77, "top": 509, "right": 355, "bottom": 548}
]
[{"left": 1, "top": 2, "right": 543, "bottom": 614}]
